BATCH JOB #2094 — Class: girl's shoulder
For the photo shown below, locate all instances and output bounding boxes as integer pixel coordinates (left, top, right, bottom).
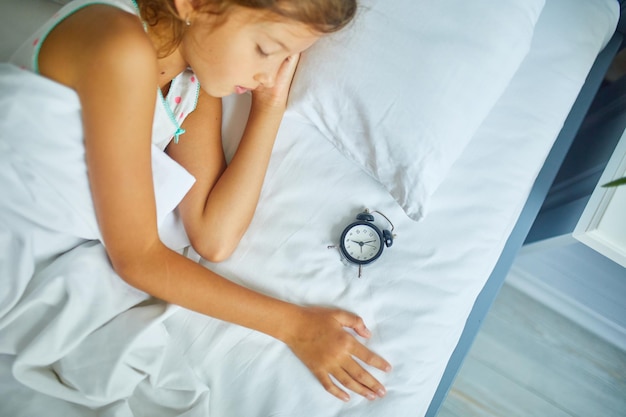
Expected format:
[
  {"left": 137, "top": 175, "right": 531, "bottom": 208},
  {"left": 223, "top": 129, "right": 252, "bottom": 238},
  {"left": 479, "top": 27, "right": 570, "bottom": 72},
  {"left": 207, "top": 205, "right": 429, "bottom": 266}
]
[{"left": 38, "top": 4, "right": 156, "bottom": 90}]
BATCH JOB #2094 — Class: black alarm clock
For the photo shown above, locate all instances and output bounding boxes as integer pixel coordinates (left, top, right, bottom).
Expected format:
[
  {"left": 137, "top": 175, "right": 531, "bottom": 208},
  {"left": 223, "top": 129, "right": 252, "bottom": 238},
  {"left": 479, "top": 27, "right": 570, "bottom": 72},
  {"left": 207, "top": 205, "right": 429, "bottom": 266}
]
[{"left": 332, "top": 208, "right": 395, "bottom": 278}]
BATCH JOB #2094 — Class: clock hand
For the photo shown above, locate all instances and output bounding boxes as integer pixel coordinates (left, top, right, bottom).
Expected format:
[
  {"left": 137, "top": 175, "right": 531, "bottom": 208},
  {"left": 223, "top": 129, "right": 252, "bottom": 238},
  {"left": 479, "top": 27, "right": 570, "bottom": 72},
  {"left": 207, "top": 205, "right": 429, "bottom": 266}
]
[
  {"left": 351, "top": 239, "right": 376, "bottom": 245},
  {"left": 349, "top": 240, "right": 366, "bottom": 253}
]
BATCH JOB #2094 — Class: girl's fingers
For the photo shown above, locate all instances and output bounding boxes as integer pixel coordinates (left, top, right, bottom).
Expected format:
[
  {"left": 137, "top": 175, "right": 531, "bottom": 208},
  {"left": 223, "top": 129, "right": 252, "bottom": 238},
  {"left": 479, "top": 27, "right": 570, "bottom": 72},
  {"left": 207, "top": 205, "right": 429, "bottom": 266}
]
[
  {"left": 317, "top": 361, "right": 385, "bottom": 402},
  {"left": 340, "top": 360, "right": 386, "bottom": 400},
  {"left": 273, "top": 54, "right": 300, "bottom": 94},
  {"left": 333, "top": 311, "right": 393, "bottom": 373},
  {"left": 330, "top": 314, "right": 391, "bottom": 400},
  {"left": 291, "top": 307, "right": 392, "bottom": 402},
  {"left": 333, "top": 310, "right": 371, "bottom": 338},
  {"left": 284, "top": 53, "right": 300, "bottom": 76},
  {"left": 315, "top": 371, "right": 351, "bottom": 402},
  {"left": 252, "top": 54, "right": 300, "bottom": 108},
  {"left": 352, "top": 341, "right": 393, "bottom": 374}
]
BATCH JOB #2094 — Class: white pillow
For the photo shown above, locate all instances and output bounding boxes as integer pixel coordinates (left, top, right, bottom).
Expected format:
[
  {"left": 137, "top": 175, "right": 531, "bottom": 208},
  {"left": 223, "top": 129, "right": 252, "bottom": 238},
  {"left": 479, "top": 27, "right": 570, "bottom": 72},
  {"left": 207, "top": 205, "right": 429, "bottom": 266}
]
[{"left": 289, "top": 0, "right": 546, "bottom": 221}]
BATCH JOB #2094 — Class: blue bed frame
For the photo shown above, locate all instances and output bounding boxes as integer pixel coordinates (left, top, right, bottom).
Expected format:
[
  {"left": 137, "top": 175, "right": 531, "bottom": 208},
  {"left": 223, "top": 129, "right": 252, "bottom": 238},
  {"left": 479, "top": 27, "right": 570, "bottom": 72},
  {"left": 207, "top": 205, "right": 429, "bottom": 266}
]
[{"left": 424, "top": 24, "right": 624, "bottom": 417}]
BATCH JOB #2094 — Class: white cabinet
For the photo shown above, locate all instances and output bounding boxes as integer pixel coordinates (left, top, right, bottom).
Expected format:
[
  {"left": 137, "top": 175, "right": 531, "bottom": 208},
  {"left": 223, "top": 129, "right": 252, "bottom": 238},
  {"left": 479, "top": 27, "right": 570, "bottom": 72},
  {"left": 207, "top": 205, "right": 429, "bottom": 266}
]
[{"left": 574, "top": 130, "right": 626, "bottom": 267}]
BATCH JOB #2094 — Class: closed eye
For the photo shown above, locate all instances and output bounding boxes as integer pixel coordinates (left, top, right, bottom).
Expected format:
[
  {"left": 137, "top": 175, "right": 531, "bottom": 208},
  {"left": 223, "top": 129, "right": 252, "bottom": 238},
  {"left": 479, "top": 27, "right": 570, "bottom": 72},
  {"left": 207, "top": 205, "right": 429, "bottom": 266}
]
[{"left": 256, "top": 45, "right": 269, "bottom": 58}]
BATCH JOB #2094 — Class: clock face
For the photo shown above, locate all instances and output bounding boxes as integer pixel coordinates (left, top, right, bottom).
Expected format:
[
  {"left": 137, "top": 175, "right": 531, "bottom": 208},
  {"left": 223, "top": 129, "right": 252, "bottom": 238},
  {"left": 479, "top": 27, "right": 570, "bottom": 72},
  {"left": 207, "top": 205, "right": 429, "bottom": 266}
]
[{"left": 340, "top": 222, "right": 384, "bottom": 265}]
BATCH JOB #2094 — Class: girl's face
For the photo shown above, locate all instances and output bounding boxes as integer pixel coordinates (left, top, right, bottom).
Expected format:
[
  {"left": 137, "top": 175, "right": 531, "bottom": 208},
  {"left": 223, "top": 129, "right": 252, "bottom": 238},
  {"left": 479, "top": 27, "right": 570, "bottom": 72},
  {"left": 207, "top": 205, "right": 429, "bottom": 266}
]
[{"left": 178, "top": 5, "right": 320, "bottom": 97}]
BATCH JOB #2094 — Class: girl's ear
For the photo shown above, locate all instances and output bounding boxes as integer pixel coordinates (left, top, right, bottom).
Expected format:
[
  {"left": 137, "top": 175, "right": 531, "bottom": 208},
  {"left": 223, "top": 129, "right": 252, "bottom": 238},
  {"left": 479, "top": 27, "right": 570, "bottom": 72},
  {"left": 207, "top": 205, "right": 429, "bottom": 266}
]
[{"left": 172, "top": 0, "right": 195, "bottom": 21}]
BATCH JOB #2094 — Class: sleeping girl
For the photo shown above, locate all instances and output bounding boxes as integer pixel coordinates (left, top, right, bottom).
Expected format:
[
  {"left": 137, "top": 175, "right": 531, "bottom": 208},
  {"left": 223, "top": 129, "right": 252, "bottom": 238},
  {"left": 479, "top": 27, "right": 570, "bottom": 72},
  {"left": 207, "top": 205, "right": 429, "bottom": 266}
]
[{"left": 0, "top": 0, "right": 391, "bottom": 406}]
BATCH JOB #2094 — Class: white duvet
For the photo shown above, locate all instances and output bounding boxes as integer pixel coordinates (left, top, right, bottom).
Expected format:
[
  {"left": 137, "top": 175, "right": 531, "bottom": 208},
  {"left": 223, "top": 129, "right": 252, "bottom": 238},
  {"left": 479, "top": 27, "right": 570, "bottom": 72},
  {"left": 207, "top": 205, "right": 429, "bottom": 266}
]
[{"left": 0, "top": 64, "right": 208, "bottom": 416}]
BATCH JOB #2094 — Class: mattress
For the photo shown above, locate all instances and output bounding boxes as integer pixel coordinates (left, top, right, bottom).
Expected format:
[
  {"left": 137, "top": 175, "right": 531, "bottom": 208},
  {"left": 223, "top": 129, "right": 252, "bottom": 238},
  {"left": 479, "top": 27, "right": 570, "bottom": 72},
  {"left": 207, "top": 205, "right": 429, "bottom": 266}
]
[{"left": 0, "top": 0, "right": 619, "bottom": 416}]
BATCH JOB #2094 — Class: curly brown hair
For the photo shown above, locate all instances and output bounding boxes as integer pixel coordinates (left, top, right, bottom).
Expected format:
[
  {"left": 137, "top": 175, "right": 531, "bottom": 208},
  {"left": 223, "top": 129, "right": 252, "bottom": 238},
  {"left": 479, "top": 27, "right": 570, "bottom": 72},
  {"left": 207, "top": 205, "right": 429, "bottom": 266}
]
[{"left": 137, "top": 0, "right": 357, "bottom": 57}]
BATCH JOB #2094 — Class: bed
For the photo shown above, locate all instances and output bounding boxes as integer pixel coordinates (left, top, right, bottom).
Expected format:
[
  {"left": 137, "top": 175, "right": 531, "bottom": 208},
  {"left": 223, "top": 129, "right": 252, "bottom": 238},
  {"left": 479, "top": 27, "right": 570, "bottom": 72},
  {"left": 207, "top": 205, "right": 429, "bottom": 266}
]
[{"left": 0, "top": 0, "right": 621, "bottom": 416}]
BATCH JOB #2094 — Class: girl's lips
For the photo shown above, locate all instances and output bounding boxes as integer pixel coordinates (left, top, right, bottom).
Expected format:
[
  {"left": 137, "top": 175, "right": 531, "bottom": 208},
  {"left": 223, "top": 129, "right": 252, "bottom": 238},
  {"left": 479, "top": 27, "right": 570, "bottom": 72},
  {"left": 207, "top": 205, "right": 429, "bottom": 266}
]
[{"left": 235, "top": 86, "right": 249, "bottom": 94}]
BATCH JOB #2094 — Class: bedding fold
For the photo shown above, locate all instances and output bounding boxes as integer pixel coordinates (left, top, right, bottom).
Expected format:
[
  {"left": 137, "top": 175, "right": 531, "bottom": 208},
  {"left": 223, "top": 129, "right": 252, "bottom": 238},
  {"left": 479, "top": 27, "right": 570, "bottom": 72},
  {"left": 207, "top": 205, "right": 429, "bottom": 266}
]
[{"left": 0, "top": 63, "right": 208, "bottom": 416}]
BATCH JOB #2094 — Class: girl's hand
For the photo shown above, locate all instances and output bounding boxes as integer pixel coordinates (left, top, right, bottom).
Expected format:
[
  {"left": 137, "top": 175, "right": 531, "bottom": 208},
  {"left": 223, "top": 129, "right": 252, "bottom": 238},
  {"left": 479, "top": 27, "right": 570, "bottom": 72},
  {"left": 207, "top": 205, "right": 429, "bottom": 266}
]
[
  {"left": 284, "top": 306, "right": 392, "bottom": 402},
  {"left": 252, "top": 53, "right": 301, "bottom": 110}
]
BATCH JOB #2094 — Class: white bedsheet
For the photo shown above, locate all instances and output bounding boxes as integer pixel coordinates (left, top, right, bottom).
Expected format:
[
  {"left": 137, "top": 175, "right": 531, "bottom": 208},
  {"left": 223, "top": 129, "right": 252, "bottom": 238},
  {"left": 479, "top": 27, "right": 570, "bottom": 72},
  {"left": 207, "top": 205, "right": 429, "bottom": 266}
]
[
  {"left": 165, "top": 0, "right": 619, "bottom": 416},
  {"left": 0, "top": 0, "right": 619, "bottom": 416}
]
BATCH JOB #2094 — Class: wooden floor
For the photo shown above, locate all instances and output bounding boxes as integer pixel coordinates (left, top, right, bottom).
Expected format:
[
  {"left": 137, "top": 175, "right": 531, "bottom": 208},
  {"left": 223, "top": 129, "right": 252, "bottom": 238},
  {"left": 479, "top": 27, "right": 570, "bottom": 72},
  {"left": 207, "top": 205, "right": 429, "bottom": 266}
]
[{"left": 438, "top": 283, "right": 626, "bottom": 417}]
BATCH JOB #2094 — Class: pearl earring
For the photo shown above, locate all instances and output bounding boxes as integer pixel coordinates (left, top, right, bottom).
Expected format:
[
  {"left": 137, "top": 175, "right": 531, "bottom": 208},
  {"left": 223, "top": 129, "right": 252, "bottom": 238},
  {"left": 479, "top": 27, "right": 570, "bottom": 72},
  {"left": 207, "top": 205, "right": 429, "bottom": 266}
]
[{"left": 185, "top": 18, "right": 191, "bottom": 26}]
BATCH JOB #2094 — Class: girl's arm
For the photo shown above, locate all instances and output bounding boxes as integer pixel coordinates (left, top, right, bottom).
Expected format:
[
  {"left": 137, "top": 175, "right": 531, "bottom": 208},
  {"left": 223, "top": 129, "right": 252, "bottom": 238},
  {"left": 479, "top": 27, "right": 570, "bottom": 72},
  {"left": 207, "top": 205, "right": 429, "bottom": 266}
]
[
  {"left": 38, "top": 5, "right": 390, "bottom": 403},
  {"left": 166, "top": 56, "right": 298, "bottom": 262}
]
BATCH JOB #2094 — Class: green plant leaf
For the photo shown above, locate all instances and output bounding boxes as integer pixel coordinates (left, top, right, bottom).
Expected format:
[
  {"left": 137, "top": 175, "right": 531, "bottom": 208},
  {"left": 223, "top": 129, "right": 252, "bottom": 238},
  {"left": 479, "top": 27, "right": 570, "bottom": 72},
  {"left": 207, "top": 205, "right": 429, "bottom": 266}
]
[{"left": 601, "top": 176, "right": 626, "bottom": 188}]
